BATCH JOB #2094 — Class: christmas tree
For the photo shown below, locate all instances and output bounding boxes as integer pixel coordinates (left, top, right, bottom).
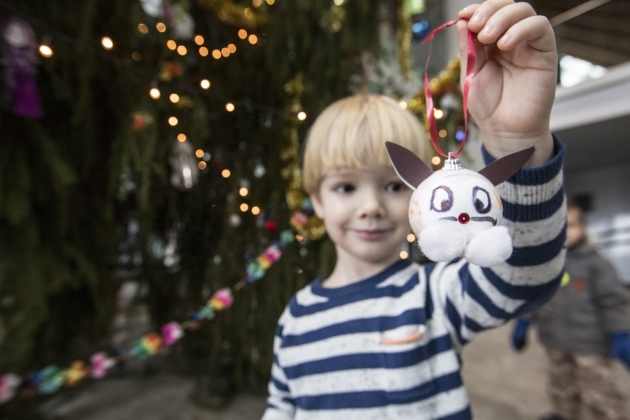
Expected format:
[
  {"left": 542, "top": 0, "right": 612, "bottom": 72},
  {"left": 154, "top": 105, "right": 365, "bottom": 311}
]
[{"left": 0, "top": 0, "right": 464, "bottom": 416}]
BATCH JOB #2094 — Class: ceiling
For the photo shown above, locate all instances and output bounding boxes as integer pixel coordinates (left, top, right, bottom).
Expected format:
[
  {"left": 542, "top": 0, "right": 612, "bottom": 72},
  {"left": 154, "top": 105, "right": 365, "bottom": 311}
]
[
  {"left": 529, "top": 0, "right": 630, "bottom": 68},
  {"left": 526, "top": 0, "right": 630, "bottom": 174}
]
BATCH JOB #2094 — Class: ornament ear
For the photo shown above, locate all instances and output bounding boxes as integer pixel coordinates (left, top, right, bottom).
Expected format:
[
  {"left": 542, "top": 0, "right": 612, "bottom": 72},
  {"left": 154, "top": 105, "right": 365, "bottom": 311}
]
[
  {"left": 478, "top": 147, "right": 535, "bottom": 186},
  {"left": 385, "top": 142, "right": 433, "bottom": 190}
]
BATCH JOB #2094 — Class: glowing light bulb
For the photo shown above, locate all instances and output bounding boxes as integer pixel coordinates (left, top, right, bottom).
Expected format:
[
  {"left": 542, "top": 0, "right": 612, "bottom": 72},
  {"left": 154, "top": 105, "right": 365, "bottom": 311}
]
[
  {"left": 39, "top": 44, "right": 53, "bottom": 57},
  {"left": 150, "top": 88, "right": 161, "bottom": 99},
  {"left": 101, "top": 37, "right": 114, "bottom": 50}
]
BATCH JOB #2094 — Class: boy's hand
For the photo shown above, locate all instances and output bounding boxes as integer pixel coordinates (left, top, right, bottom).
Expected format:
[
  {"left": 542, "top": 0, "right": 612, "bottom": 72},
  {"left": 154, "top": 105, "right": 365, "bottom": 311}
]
[{"left": 457, "top": 0, "right": 557, "bottom": 167}]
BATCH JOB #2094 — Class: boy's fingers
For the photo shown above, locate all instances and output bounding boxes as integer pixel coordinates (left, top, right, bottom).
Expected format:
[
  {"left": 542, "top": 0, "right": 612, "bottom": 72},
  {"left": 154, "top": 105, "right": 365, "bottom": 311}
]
[
  {"left": 495, "top": 16, "right": 556, "bottom": 54},
  {"left": 462, "top": 1, "right": 555, "bottom": 55},
  {"left": 465, "top": 0, "right": 517, "bottom": 32},
  {"left": 457, "top": 3, "right": 480, "bottom": 20},
  {"left": 473, "top": 2, "right": 537, "bottom": 44}
]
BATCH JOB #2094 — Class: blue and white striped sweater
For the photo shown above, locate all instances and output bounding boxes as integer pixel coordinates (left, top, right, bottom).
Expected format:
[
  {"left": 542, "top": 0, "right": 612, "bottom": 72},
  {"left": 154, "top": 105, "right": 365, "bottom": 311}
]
[{"left": 263, "top": 139, "right": 566, "bottom": 420}]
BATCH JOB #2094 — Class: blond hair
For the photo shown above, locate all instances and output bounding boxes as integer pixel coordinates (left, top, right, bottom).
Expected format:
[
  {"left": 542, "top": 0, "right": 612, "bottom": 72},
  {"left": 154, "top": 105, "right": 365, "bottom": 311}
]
[{"left": 302, "top": 94, "right": 431, "bottom": 193}]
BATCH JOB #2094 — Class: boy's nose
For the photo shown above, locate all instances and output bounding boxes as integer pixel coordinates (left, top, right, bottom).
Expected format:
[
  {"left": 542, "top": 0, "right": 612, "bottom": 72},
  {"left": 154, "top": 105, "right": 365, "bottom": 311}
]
[{"left": 359, "top": 192, "right": 386, "bottom": 218}]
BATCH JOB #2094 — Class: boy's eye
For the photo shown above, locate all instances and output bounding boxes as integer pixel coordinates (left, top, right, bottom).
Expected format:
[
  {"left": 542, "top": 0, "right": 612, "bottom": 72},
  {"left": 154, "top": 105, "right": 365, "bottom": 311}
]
[
  {"left": 386, "top": 182, "right": 405, "bottom": 193},
  {"left": 335, "top": 184, "right": 355, "bottom": 193}
]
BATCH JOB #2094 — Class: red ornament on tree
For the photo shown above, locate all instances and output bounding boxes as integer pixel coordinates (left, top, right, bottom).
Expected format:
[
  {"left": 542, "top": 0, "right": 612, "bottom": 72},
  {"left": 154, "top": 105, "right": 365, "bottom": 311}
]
[{"left": 264, "top": 220, "right": 278, "bottom": 234}]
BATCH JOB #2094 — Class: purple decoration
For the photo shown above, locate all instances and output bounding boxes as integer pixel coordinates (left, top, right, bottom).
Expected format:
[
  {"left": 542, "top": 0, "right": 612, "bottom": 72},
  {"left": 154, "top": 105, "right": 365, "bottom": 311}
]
[{"left": 1, "top": 17, "right": 43, "bottom": 118}]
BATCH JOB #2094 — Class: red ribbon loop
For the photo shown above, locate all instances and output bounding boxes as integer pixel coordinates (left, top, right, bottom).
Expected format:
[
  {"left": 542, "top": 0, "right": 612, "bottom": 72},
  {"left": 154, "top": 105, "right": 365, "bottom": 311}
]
[{"left": 422, "top": 19, "right": 475, "bottom": 159}]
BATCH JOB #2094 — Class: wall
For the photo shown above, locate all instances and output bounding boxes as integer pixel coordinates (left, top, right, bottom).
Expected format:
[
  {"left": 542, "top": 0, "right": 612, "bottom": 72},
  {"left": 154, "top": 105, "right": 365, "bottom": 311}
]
[{"left": 565, "top": 164, "right": 630, "bottom": 284}]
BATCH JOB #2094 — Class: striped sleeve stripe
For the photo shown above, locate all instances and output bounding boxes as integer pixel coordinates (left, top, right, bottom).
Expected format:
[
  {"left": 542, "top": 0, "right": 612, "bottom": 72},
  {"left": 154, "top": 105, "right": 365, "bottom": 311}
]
[
  {"left": 481, "top": 135, "right": 565, "bottom": 186},
  {"left": 464, "top": 263, "right": 562, "bottom": 312},
  {"left": 513, "top": 278, "right": 563, "bottom": 316},
  {"left": 447, "top": 296, "right": 490, "bottom": 336},
  {"left": 263, "top": 402, "right": 294, "bottom": 420},
  {"left": 271, "top": 375, "right": 290, "bottom": 392},
  {"left": 491, "top": 250, "right": 567, "bottom": 287},
  {"left": 507, "top": 225, "right": 567, "bottom": 266},
  {"left": 474, "top": 263, "right": 562, "bottom": 301},
  {"left": 501, "top": 187, "right": 565, "bottom": 223},
  {"left": 498, "top": 172, "right": 564, "bottom": 206},
  {"left": 459, "top": 265, "right": 512, "bottom": 320},
  {"left": 504, "top": 205, "right": 566, "bottom": 247},
  {"left": 445, "top": 299, "right": 469, "bottom": 345},
  {"left": 424, "top": 264, "right": 436, "bottom": 319}
]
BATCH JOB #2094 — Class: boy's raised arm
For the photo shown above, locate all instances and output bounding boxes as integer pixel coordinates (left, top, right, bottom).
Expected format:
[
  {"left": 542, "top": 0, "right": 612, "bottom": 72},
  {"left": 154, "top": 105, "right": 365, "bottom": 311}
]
[{"left": 457, "top": 0, "right": 557, "bottom": 167}]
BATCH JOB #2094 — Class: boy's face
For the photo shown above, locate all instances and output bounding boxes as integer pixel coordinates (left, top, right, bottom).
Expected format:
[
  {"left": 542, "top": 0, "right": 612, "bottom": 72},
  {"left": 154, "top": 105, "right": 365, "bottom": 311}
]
[
  {"left": 566, "top": 207, "right": 586, "bottom": 249},
  {"left": 311, "top": 165, "right": 413, "bottom": 269}
]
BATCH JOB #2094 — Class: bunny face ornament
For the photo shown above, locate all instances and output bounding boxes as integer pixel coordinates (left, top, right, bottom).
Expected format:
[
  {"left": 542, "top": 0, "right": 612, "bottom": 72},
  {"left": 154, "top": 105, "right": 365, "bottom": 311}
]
[{"left": 385, "top": 142, "right": 534, "bottom": 267}]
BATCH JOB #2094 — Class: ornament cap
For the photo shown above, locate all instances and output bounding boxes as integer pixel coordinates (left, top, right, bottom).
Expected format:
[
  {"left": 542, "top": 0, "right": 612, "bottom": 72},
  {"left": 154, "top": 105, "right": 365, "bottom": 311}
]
[{"left": 442, "top": 154, "right": 462, "bottom": 171}]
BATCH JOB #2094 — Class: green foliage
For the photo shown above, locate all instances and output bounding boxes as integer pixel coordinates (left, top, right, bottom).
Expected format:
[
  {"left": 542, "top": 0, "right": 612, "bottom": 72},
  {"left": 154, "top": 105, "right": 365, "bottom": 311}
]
[{"left": 0, "top": 0, "right": 382, "bottom": 406}]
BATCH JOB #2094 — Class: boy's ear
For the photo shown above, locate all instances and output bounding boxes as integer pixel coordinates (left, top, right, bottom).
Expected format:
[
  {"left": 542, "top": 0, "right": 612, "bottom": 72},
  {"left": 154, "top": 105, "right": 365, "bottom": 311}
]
[
  {"left": 478, "top": 147, "right": 535, "bottom": 186},
  {"left": 309, "top": 193, "right": 325, "bottom": 219},
  {"left": 385, "top": 142, "right": 432, "bottom": 189}
]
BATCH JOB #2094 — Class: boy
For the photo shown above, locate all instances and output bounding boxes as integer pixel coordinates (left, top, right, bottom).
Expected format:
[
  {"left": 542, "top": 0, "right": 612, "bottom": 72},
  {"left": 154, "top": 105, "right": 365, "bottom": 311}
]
[
  {"left": 511, "top": 201, "right": 630, "bottom": 420},
  {"left": 264, "top": 1, "right": 565, "bottom": 419}
]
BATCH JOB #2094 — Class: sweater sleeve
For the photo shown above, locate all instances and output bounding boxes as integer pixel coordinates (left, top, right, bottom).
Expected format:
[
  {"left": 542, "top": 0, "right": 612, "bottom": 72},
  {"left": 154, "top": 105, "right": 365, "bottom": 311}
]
[
  {"left": 429, "top": 135, "right": 567, "bottom": 348},
  {"left": 262, "top": 311, "right": 296, "bottom": 420}
]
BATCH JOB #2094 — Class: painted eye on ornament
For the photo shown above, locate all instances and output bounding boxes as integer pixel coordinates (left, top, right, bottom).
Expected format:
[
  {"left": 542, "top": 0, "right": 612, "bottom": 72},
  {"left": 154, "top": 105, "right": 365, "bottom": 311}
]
[
  {"left": 430, "top": 185, "right": 453, "bottom": 212},
  {"left": 472, "top": 186, "right": 491, "bottom": 214}
]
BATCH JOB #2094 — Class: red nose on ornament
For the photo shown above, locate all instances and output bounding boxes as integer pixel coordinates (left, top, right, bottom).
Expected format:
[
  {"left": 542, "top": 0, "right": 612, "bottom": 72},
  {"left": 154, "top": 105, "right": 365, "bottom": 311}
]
[{"left": 385, "top": 142, "right": 534, "bottom": 267}]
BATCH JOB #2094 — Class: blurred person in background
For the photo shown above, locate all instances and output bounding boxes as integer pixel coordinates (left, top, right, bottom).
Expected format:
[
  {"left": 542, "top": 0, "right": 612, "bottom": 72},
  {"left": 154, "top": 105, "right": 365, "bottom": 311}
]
[{"left": 511, "top": 200, "right": 630, "bottom": 420}]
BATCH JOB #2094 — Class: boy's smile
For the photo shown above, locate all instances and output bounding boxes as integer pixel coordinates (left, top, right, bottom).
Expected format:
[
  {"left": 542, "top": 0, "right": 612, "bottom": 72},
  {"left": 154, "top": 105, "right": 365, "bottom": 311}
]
[{"left": 311, "top": 165, "right": 413, "bottom": 285}]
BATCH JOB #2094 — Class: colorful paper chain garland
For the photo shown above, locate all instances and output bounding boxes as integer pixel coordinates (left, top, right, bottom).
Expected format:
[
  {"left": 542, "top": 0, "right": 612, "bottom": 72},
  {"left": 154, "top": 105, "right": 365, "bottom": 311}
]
[{"left": 0, "top": 225, "right": 299, "bottom": 404}]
